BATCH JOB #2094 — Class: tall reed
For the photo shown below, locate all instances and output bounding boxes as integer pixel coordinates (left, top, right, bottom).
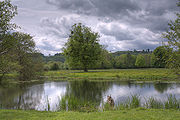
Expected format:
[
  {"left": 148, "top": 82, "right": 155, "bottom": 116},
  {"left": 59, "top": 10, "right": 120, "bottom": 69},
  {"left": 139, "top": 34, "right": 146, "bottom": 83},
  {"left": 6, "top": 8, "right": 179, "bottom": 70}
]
[{"left": 164, "top": 94, "right": 180, "bottom": 109}]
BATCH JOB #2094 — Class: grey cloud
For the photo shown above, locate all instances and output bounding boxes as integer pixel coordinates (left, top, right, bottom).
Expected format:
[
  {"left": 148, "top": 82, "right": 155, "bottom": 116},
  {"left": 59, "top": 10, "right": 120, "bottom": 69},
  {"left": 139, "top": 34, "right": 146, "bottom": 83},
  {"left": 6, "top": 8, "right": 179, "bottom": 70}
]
[
  {"left": 40, "top": 16, "right": 81, "bottom": 39},
  {"left": 98, "top": 23, "right": 134, "bottom": 41},
  {"left": 12, "top": 0, "right": 179, "bottom": 55},
  {"left": 129, "top": 40, "right": 160, "bottom": 50},
  {"left": 46, "top": 0, "right": 178, "bottom": 32},
  {"left": 138, "top": 0, "right": 179, "bottom": 16},
  {"left": 46, "top": 0, "right": 140, "bottom": 17}
]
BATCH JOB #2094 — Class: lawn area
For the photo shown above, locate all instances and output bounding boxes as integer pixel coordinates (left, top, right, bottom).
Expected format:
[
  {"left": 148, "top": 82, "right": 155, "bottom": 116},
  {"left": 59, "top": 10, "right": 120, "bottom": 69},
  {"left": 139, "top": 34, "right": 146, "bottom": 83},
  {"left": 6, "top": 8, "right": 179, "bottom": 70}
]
[
  {"left": 0, "top": 108, "right": 180, "bottom": 120},
  {"left": 44, "top": 68, "right": 178, "bottom": 81}
]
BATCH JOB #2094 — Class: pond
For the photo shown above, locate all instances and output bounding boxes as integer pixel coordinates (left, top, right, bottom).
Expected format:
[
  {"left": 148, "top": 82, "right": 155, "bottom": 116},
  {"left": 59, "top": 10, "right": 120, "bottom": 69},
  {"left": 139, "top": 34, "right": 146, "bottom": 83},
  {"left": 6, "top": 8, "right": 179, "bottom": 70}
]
[{"left": 0, "top": 80, "right": 180, "bottom": 111}]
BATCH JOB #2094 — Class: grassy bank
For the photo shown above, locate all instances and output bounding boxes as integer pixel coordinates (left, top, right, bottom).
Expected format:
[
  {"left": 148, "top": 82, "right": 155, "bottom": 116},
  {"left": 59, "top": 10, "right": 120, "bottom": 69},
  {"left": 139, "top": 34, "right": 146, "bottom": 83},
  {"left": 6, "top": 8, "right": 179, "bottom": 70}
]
[
  {"left": 44, "top": 68, "right": 178, "bottom": 81},
  {"left": 1, "top": 68, "right": 179, "bottom": 83},
  {"left": 1, "top": 108, "right": 180, "bottom": 120}
]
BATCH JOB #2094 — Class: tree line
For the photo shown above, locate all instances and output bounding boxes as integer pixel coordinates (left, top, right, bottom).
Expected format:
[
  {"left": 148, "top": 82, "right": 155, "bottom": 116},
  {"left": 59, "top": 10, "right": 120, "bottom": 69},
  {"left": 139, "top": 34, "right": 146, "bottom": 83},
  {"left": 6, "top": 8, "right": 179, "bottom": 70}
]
[{"left": 43, "top": 46, "right": 171, "bottom": 71}]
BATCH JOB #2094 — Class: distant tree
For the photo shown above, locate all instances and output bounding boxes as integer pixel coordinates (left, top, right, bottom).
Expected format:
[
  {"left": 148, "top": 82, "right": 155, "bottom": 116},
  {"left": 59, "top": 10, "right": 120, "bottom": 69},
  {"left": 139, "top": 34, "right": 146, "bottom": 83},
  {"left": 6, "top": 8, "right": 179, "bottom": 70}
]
[
  {"left": 163, "top": 1, "right": 180, "bottom": 74},
  {"left": 126, "top": 53, "right": 136, "bottom": 68},
  {"left": 50, "top": 63, "right": 59, "bottom": 71},
  {"left": 144, "top": 54, "right": 152, "bottom": 68},
  {"left": 63, "top": 23, "right": 102, "bottom": 72},
  {"left": 135, "top": 55, "right": 145, "bottom": 68},
  {"left": 114, "top": 54, "right": 136, "bottom": 69},
  {"left": 152, "top": 46, "right": 172, "bottom": 68},
  {"left": 97, "top": 49, "right": 113, "bottom": 69},
  {"left": 114, "top": 55, "right": 126, "bottom": 69}
]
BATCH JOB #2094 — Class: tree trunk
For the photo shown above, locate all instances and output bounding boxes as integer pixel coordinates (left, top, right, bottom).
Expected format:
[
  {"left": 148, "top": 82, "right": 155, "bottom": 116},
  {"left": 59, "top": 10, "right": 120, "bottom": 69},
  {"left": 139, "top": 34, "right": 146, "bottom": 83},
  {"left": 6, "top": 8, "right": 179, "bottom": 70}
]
[{"left": 84, "top": 67, "right": 88, "bottom": 72}]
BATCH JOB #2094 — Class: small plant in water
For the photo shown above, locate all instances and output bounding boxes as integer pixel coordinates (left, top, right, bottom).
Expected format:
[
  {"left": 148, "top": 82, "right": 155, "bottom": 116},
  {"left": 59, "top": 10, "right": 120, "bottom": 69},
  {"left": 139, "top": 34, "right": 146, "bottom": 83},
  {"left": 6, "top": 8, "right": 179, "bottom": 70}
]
[
  {"left": 144, "top": 97, "right": 163, "bottom": 109},
  {"left": 46, "top": 96, "right": 50, "bottom": 111},
  {"left": 60, "top": 96, "right": 98, "bottom": 112},
  {"left": 128, "top": 95, "right": 141, "bottom": 108},
  {"left": 164, "top": 94, "right": 180, "bottom": 109}
]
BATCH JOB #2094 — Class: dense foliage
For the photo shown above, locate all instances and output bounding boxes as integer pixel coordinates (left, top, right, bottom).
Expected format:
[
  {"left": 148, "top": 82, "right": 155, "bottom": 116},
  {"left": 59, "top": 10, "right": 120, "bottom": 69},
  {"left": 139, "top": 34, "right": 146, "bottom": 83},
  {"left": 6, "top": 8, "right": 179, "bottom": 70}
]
[
  {"left": 63, "top": 23, "right": 102, "bottom": 72},
  {"left": 0, "top": 0, "right": 43, "bottom": 81},
  {"left": 44, "top": 49, "right": 169, "bottom": 70},
  {"left": 163, "top": 1, "right": 180, "bottom": 75}
]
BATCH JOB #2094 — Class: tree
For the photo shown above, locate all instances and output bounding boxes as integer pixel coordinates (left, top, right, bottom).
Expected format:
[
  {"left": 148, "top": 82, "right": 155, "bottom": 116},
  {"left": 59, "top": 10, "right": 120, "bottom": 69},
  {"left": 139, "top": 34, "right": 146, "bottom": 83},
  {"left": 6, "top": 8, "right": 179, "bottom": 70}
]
[
  {"left": 0, "top": 0, "right": 18, "bottom": 81},
  {"left": 50, "top": 63, "right": 59, "bottom": 71},
  {"left": 0, "top": 1, "right": 43, "bottom": 81},
  {"left": 12, "top": 32, "right": 42, "bottom": 81},
  {"left": 63, "top": 23, "right": 102, "bottom": 72},
  {"left": 0, "top": 0, "right": 17, "bottom": 34},
  {"left": 0, "top": 0, "right": 17, "bottom": 55},
  {"left": 135, "top": 55, "right": 145, "bottom": 68},
  {"left": 163, "top": 1, "right": 180, "bottom": 74},
  {"left": 152, "top": 46, "right": 172, "bottom": 68},
  {"left": 144, "top": 54, "right": 152, "bottom": 68},
  {"left": 95, "top": 49, "right": 113, "bottom": 69},
  {"left": 114, "top": 54, "right": 136, "bottom": 69}
]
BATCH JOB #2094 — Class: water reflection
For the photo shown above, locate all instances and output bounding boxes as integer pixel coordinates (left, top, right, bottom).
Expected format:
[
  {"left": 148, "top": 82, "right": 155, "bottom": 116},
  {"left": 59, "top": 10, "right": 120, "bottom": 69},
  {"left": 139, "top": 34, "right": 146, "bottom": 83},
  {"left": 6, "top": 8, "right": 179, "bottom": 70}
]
[{"left": 0, "top": 81, "right": 180, "bottom": 111}]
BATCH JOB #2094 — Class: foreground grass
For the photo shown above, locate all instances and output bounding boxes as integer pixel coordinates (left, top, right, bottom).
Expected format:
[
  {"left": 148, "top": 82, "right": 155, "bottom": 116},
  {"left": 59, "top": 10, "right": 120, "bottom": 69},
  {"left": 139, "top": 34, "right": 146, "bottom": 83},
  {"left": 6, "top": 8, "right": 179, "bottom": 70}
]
[
  {"left": 44, "top": 68, "right": 178, "bottom": 81},
  {"left": 1, "top": 108, "right": 180, "bottom": 120}
]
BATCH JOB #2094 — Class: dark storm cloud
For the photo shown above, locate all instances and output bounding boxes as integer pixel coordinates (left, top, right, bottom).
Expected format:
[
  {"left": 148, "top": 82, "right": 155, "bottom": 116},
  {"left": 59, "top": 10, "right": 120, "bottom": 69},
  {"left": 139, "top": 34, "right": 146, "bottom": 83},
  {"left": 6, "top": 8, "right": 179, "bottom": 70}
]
[
  {"left": 46, "top": 0, "right": 179, "bottom": 32},
  {"left": 46, "top": 0, "right": 140, "bottom": 17}
]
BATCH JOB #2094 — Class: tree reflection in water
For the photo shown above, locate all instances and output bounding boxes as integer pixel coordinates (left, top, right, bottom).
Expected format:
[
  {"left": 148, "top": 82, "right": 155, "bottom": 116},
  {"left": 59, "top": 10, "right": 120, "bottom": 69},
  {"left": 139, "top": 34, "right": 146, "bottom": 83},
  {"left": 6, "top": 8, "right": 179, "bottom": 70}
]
[
  {"left": 0, "top": 82, "right": 44, "bottom": 110},
  {"left": 60, "top": 80, "right": 113, "bottom": 111},
  {"left": 0, "top": 81, "right": 180, "bottom": 111}
]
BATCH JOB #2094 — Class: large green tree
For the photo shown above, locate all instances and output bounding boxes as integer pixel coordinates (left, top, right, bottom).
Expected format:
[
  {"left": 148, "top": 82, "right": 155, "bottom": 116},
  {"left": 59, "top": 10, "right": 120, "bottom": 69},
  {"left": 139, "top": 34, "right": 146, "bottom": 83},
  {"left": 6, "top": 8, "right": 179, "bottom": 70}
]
[
  {"left": 63, "top": 23, "right": 102, "bottom": 72},
  {"left": 163, "top": 1, "right": 180, "bottom": 74}
]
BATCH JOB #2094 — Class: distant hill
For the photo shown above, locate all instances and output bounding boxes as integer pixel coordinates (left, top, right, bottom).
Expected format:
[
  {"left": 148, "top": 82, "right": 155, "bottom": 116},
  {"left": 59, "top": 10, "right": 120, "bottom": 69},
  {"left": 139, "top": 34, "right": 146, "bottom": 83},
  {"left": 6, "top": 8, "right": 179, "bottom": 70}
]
[
  {"left": 111, "top": 49, "right": 152, "bottom": 56},
  {"left": 41, "top": 53, "right": 65, "bottom": 63},
  {"left": 40, "top": 50, "right": 153, "bottom": 63}
]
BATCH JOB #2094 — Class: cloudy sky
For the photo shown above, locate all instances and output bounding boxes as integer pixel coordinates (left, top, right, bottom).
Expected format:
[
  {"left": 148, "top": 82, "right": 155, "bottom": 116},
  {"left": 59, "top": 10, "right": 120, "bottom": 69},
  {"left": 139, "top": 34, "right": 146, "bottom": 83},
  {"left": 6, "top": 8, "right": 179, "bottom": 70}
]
[{"left": 11, "top": 0, "right": 179, "bottom": 55}]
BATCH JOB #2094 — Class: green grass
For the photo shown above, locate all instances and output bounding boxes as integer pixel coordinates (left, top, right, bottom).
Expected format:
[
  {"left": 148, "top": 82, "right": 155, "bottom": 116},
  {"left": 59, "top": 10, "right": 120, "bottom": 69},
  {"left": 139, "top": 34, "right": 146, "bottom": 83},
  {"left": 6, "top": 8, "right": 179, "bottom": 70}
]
[
  {"left": 44, "top": 68, "right": 178, "bottom": 81},
  {"left": 1, "top": 68, "right": 179, "bottom": 84},
  {"left": 1, "top": 108, "right": 180, "bottom": 120}
]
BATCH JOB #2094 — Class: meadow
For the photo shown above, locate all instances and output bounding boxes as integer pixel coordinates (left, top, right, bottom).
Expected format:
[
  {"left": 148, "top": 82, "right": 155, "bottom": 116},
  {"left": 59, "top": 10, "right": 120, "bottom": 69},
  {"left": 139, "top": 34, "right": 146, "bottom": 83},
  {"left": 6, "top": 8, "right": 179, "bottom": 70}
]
[{"left": 44, "top": 68, "right": 178, "bottom": 82}]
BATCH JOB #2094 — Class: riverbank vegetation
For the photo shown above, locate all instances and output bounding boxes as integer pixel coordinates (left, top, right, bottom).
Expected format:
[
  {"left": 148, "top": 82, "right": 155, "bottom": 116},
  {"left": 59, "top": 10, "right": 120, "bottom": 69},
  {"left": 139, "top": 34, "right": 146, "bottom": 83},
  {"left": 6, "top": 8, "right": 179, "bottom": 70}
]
[{"left": 57, "top": 94, "right": 180, "bottom": 112}]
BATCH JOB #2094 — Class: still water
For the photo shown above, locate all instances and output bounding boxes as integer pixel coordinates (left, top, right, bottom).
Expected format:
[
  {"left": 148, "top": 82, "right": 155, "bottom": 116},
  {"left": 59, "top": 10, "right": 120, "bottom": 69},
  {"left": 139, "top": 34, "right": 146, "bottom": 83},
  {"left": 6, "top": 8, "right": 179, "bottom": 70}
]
[{"left": 0, "top": 81, "right": 180, "bottom": 111}]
